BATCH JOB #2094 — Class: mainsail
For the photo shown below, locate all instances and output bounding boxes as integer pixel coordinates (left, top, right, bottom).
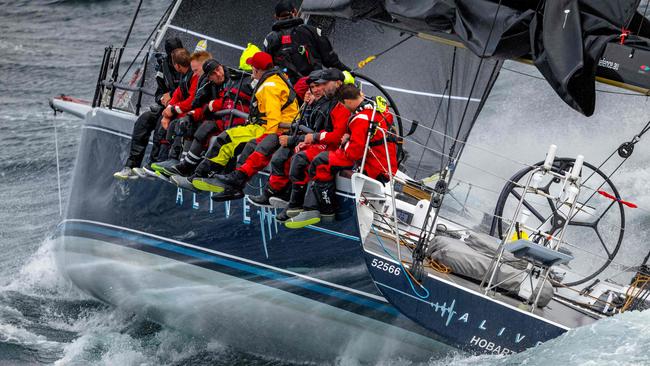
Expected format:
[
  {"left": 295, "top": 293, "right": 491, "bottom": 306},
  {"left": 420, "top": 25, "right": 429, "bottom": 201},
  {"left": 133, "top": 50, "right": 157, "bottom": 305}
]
[
  {"left": 302, "top": 0, "right": 650, "bottom": 117},
  {"left": 152, "top": 0, "right": 504, "bottom": 180}
]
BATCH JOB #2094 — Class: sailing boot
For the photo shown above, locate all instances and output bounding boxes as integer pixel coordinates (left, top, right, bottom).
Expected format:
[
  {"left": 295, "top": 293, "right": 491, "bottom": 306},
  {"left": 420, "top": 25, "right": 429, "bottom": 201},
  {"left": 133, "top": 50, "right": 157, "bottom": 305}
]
[
  {"left": 248, "top": 186, "right": 274, "bottom": 207},
  {"left": 151, "top": 159, "right": 180, "bottom": 176},
  {"left": 250, "top": 185, "right": 290, "bottom": 208},
  {"left": 170, "top": 174, "right": 198, "bottom": 192},
  {"left": 113, "top": 167, "right": 138, "bottom": 180},
  {"left": 275, "top": 184, "right": 307, "bottom": 221},
  {"left": 209, "top": 170, "right": 248, "bottom": 201},
  {"left": 267, "top": 186, "right": 292, "bottom": 209},
  {"left": 167, "top": 159, "right": 197, "bottom": 177},
  {"left": 210, "top": 185, "right": 245, "bottom": 202},
  {"left": 193, "top": 159, "right": 221, "bottom": 178},
  {"left": 285, "top": 181, "right": 335, "bottom": 229},
  {"left": 131, "top": 166, "right": 148, "bottom": 179},
  {"left": 198, "top": 170, "right": 247, "bottom": 198},
  {"left": 215, "top": 170, "right": 248, "bottom": 188}
]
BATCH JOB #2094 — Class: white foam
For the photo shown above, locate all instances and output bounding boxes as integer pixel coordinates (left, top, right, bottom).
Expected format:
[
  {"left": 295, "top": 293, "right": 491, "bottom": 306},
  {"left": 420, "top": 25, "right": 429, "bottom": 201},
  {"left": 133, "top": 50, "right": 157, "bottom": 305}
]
[{"left": 0, "top": 322, "right": 61, "bottom": 352}]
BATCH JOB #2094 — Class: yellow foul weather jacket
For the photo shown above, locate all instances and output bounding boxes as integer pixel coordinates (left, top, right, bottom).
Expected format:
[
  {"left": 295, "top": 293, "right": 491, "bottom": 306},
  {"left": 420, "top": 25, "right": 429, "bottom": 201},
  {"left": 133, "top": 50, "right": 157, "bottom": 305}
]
[{"left": 253, "top": 73, "right": 299, "bottom": 134}]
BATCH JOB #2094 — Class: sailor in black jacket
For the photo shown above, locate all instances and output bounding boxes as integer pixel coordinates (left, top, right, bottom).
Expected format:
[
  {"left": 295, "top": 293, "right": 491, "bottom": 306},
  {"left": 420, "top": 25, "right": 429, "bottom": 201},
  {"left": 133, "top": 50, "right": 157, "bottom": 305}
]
[
  {"left": 263, "top": 0, "right": 349, "bottom": 83},
  {"left": 153, "top": 37, "right": 184, "bottom": 108}
]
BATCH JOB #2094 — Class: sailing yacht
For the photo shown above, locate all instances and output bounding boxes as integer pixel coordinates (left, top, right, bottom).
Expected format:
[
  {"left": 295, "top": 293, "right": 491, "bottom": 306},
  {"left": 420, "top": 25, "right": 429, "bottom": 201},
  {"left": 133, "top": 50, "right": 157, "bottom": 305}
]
[{"left": 51, "top": 0, "right": 650, "bottom": 361}]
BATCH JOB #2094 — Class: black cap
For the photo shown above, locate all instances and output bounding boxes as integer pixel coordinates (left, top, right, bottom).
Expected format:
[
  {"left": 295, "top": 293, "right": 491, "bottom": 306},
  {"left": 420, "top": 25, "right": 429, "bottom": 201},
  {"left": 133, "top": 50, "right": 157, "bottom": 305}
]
[
  {"left": 275, "top": 0, "right": 296, "bottom": 17},
  {"left": 307, "top": 68, "right": 345, "bottom": 84},
  {"left": 203, "top": 59, "right": 221, "bottom": 75}
]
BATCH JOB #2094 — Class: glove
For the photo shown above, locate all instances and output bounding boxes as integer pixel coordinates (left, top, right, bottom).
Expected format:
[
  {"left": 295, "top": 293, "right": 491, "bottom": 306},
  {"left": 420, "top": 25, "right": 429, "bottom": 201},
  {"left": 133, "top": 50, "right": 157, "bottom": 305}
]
[{"left": 174, "top": 115, "right": 193, "bottom": 136}]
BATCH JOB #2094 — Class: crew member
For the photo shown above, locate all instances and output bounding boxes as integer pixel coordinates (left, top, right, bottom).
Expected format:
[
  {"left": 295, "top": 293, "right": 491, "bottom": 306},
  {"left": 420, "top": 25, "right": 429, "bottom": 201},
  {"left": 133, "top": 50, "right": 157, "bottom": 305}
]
[
  {"left": 263, "top": 0, "right": 349, "bottom": 83},
  {"left": 154, "top": 56, "right": 225, "bottom": 176},
  {"left": 167, "top": 58, "right": 254, "bottom": 181},
  {"left": 152, "top": 50, "right": 211, "bottom": 172},
  {"left": 262, "top": 69, "right": 350, "bottom": 222},
  {"left": 113, "top": 40, "right": 186, "bottom": 180},
  {"left": 286, "top": 84, "right": 398, "bottom": 228},
  {"left": 191, "top": 51, "right": 299, "bottom": 197}
]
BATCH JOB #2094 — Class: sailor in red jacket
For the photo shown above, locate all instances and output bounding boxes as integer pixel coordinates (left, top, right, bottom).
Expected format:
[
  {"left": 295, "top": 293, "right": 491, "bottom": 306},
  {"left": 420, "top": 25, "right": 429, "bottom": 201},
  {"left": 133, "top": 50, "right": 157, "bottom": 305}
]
[
  {"left": 155, "top": 50, "right": 211, "bottom": 163},
  {"left": 244, "top": 69, "right": 349, "bottom": 217},
  {"left": 285, "top": 84, "right": 398, "bottom": 229}
]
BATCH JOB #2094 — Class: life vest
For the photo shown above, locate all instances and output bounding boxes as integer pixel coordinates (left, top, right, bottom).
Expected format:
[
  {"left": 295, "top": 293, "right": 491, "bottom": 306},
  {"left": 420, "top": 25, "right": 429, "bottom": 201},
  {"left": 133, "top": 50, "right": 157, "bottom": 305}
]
[
  {"left": 364, "top": 97, "right": 399, "bottom": 148},
  {"left": 191, "top": 73, "right": 222, "bottom": 110},
  {"left": 220, "top": 76, "right": 253, "bottom": 127},
  {"left": 304, "top": 97, "right": 337, "bottom": 132},
  {"left": 177, "top": 70, "right": 194, "bottom": 100},
  {"left": 248, "top": 67, "right": 297, "bottom": 125}
]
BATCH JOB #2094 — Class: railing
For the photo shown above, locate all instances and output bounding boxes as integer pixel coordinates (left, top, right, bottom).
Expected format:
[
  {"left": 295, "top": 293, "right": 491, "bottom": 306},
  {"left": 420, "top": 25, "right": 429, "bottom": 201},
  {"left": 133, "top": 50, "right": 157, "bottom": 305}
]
[{"left": 92, "top": 45, "right": 154, "bottom": 115}]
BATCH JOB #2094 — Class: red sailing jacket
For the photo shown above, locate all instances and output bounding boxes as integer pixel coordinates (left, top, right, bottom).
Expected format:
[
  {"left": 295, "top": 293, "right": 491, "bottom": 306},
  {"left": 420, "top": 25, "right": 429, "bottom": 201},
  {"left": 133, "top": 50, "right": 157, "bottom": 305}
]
[
  {"left": 343, "top": 103, "right": 397, "bottom": 179},
  {"left": 315, "top": 102, "right": 350, "bottom": 150},
  {"left": 168, "top": 73, "right": 199, "bottom": 116}
]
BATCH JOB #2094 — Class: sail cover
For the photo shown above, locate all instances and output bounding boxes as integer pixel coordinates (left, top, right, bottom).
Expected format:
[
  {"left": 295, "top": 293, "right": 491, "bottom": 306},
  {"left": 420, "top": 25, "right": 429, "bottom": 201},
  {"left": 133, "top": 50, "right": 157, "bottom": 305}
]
[
  {"left": 301, "top": 0, "right": 648, "bottom": 116},
  {"left": 157, "top": 0, "right": 502, "bottom": 179}
]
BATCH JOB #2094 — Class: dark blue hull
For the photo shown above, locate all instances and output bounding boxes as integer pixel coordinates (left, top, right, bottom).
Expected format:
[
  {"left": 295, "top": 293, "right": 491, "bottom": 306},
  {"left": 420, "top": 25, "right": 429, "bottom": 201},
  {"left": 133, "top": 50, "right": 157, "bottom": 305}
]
[
  {"left": 53, "top": 108, "right": 449, "bottom": 361},
  {"left": 363, "top": 249, "right": 569, "bottom": 355}
]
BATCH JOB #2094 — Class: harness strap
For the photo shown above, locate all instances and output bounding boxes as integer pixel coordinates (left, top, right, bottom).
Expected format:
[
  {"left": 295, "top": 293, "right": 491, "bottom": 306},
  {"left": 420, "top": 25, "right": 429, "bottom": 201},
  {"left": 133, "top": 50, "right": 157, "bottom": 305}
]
[{"left": 249, "top": 68, "right": 296, "bottom": 124}]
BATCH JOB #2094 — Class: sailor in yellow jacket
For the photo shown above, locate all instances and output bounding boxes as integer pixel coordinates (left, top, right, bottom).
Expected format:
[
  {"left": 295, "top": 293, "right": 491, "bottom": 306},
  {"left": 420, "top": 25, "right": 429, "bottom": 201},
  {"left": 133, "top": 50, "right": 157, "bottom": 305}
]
[{"left": 192, "top": 51, "right": 299, "bottom": 195}]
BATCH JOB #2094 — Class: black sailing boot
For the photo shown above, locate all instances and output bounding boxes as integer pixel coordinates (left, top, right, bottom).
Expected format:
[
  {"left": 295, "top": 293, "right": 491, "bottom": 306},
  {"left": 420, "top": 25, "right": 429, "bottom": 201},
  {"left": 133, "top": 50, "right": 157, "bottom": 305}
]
[
  {"left": 275, "top": 184, "right": 307, "bottom": 222},
  {"left": 285, "top": 182, "right": 335, "bottom": 229},
  {"left": 215, "top": 170, "right": 248, "bottom": 189},
  {"left": 249, "top": 185, "right": 287, "bottom": 207},
  {"left": 168, "top": 159, "right": 197, "bottom": 177},
  {"left": 269, "top": 184, "right": 307, "bottom": 222},
  {"left": 288, "top": 183, "right": 308, "bottom": 214}
]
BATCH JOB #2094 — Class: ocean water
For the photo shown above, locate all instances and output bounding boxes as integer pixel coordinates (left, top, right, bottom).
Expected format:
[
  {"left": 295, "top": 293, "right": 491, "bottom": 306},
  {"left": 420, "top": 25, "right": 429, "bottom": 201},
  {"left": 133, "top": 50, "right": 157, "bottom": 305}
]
[{"left": 0, "top": 0, "right": 649, "bottom": 365}]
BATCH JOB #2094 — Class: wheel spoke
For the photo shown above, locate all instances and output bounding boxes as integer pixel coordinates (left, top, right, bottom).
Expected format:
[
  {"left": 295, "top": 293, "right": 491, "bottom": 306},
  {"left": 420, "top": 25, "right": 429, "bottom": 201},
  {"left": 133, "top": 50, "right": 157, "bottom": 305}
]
[
  {"left": 594, "top": 227, "right": 612, "bottom": 257},
  {"left": 568, "top": 220, "right": 597, "bottom": 228},
  {"left": 597, "top": 200, "right": 617, "bottom": 222}
]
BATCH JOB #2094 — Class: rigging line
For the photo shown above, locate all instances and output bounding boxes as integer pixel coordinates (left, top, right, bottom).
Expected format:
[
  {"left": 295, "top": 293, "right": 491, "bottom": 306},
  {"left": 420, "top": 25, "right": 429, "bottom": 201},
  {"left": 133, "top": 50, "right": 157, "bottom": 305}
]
[
  {"left": 119, "top": 1, "right": 175, "bottom": 83},
  {"left": 638, "top": 1, "right": 650, "bottom": 35},
  {"left": 441, "top": 48, "right": 457, "bottom": 174},
  {"left": 353, "top": 34, "right": 415, "bottom": 71},
  {"left": 371, "top": 225, "right": 430, "bottom": 299},
  {"left": 122, "top": 0, "right": 144, "bottom": 50},
  {"left": 375, "top": 119, "right": 650, "bottom": 219},
  {"left": 51, "top": 116, "right": 63, "bottom": 217},
  {"left": 375, "top": 101, "right": 539, "bottom": 171},
  {"left": 166, "top": 25, "right": 246, "bottom": 51},
  {"left": 416, "top": 80, "right": 450, "bottom": 174}
]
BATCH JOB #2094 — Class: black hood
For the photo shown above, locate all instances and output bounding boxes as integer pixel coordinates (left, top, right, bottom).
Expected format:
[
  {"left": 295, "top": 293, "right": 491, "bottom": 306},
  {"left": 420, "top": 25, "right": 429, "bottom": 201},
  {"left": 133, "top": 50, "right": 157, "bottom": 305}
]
[{"left": 164, "top": 37, "right": 183, "bottom": 57}]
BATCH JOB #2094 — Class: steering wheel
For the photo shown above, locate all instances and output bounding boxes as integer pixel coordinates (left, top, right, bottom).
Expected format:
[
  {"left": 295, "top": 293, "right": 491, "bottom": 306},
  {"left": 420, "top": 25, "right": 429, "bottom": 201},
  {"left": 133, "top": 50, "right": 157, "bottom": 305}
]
[{"left": 490, "top": 158, "right": 625, "bottom": 287}]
